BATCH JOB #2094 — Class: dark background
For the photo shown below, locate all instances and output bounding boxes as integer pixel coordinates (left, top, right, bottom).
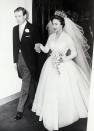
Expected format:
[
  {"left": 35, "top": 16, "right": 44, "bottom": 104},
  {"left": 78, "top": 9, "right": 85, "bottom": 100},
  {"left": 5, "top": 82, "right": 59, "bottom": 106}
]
[
  {"left": 32, "top": 0, "right": 94, "bottom": 72},
  {"left": 32, "top": 0, "right": 93, "bottom": 35}
]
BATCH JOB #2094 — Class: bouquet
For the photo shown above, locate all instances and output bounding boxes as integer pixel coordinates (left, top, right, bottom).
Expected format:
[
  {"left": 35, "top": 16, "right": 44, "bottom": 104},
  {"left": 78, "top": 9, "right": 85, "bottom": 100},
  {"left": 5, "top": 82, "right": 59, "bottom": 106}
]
[
  {"left": 51, "top": 51, "right": 64, "bottom": 75},
  {"left": 51, "top": 49, "right": 71, "bottom": 75}
]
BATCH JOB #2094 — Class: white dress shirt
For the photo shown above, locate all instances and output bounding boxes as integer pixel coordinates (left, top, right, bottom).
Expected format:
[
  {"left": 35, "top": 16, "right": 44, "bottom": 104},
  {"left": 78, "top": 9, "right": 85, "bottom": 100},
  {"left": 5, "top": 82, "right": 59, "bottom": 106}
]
[
  {"left": 19, "top": 21, "right": 27, "bottom": 53},
  {"left": 19, "top": 21, "right": 27, "bottom": 41}
]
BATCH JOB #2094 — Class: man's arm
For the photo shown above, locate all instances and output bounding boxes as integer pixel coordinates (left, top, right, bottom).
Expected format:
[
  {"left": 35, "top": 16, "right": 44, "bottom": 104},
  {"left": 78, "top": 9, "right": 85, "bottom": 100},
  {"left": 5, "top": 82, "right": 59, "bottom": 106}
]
[
  {"left": 13, "top": 27, "right": 18, "bottom": 63},
  {"left": 13, "top": 27, "right": 18, "bottom": 71}
]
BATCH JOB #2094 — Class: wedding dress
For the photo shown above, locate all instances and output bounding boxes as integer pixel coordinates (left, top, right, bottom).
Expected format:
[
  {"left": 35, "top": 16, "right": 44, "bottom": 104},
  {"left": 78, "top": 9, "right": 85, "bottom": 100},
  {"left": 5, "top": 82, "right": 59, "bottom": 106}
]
[{"left": 32, "top": 32, "right": 90, "bottom": 131}]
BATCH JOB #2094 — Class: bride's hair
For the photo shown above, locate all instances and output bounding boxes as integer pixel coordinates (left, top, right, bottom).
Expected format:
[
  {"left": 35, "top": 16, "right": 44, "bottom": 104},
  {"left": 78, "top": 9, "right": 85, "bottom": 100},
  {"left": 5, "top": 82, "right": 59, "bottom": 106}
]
[{"left": 51, "top": 15, "right": 65, "bottom": 28}]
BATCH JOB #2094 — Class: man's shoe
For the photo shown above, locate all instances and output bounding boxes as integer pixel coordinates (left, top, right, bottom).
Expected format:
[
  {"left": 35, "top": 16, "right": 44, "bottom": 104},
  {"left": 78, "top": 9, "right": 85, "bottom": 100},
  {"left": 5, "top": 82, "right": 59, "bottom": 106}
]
[{"left": 14, "top": 112, "right": 23, "bottom": 120}]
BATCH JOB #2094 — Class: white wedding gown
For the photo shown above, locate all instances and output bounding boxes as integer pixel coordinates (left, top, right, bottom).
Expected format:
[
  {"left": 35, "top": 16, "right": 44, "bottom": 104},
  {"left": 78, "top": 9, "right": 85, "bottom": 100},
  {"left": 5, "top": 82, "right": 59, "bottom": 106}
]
[{"left": 32, "top": 32, "right": 90, "bottom": 131}]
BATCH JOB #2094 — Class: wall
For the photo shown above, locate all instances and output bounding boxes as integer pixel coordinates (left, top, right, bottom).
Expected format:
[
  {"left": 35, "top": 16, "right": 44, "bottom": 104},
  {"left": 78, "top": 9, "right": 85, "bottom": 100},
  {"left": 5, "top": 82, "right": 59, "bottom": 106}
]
[
  {"left": 87, "top": 46, "right": 94, "bottom": 131},
  {"left": 0, "top": 0, "right": 32, "bottom": 100}
]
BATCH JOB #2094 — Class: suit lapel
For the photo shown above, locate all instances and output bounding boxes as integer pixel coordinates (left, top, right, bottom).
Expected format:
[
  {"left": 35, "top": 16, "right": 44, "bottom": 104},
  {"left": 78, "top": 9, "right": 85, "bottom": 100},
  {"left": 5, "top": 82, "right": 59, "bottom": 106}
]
[
  {"left": 15, "top": 25, "right": 20, "bottom": 43},
  {"left": 21, "top": 22, "right": 29, "bottom": 42}
]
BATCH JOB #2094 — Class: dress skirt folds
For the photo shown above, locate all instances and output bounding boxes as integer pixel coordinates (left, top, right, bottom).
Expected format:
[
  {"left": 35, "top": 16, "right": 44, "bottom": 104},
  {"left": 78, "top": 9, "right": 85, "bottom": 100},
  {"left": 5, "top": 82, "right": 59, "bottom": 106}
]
[{"left": 32, "top": 32, "right": 90, "bottom": 131}]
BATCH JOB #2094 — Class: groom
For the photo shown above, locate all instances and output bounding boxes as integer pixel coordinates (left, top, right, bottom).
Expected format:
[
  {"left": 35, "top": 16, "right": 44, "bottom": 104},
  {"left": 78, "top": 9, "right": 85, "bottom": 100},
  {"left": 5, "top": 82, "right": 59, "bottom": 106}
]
[{"left": 13, "top": 7, "right": 41, "bottom": 120}]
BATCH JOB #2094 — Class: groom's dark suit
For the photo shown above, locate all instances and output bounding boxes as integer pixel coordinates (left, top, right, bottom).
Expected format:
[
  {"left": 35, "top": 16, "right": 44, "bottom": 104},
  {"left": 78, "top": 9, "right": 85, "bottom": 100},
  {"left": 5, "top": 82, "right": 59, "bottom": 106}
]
[{"left": 13, "top": 21, "right": 41, "bottom": 112}]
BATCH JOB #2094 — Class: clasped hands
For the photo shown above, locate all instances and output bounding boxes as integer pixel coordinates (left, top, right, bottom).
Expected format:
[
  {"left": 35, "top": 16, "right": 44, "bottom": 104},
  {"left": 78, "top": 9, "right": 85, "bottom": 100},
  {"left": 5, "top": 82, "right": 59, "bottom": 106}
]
[{"left": 34, "top": 43, "right": 42, "bottom": 53}]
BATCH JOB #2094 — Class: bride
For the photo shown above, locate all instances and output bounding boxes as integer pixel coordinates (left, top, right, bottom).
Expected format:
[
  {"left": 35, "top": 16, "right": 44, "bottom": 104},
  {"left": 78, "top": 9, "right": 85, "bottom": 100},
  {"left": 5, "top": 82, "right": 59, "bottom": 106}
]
[{"left": 32, "top": 10, "right": 91, "bottom": 131}]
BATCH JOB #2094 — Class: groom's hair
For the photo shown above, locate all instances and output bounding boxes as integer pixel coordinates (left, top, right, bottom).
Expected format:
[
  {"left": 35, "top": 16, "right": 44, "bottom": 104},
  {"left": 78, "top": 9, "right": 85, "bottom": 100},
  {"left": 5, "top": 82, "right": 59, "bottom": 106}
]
[{"left": 14, "top": 7, "right": 27, "bottom": 16}]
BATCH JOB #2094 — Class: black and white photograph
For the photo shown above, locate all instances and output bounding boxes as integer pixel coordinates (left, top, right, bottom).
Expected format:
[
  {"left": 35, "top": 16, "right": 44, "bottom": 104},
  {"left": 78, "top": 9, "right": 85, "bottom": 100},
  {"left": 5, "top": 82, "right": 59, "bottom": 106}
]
[{"left": 0, "top": 0, "right": 94, "bottom": 131}]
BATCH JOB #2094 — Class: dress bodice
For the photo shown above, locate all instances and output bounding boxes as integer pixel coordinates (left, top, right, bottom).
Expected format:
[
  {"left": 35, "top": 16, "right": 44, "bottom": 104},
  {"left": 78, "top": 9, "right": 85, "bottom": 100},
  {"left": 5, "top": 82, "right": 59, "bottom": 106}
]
[{"left": 46, "top": 32, "right": 75, "bottom": 55}]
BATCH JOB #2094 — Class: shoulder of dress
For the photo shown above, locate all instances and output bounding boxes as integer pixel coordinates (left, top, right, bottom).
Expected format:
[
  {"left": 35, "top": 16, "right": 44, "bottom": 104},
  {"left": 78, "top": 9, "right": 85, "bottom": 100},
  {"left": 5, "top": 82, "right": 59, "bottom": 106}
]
[
  {"left": 62, "top": 32, "right": 73, "bottom": 41},
  {"left": 48, "top": 33, "right": 55, "bottom": 39},
  {"left": 60, "top": 32, "right": 75, "bottom": 47},
  {"left": 62, "top": 31, "right": 68, "bottom": 37}
]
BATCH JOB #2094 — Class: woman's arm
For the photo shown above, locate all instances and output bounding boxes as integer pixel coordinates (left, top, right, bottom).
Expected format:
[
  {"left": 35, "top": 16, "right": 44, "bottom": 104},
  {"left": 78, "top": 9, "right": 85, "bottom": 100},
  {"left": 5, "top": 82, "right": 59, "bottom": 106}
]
[
  {"left": 63, "top": 47, "right": 77, "bottom": 61},
  {"left": 63, "top": 37, "right": 77, "bottom": 61},
  {"left": 40, "top": 44, "right": 49, "bottom": 53}
]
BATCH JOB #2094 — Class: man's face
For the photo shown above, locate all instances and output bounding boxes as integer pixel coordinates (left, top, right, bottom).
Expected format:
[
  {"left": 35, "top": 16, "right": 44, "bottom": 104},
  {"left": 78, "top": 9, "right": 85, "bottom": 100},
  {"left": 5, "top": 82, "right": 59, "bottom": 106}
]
[{"left": 14, "top": 10, "right": 26, "bottom": 25}]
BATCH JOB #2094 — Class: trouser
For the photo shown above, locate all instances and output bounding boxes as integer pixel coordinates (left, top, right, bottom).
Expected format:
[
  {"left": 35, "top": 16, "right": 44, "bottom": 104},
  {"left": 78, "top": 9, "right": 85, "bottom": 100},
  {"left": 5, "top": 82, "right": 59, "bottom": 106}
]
[{"left": 17, "top": 53, "right": 35, "bottom": 112}]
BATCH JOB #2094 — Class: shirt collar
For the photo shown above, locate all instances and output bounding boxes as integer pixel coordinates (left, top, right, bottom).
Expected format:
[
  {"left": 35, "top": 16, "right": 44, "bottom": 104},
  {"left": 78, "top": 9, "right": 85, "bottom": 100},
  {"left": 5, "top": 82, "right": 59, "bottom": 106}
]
[{"left": 19, "top": 21, "right": 27, "bottom": 29}]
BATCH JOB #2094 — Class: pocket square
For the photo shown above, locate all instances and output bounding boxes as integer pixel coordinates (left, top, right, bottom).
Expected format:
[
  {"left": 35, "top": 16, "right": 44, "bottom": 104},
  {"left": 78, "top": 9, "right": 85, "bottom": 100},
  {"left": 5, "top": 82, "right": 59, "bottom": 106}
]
[{"left": 25, "top": 35, "right": 31, "bottom": 37}]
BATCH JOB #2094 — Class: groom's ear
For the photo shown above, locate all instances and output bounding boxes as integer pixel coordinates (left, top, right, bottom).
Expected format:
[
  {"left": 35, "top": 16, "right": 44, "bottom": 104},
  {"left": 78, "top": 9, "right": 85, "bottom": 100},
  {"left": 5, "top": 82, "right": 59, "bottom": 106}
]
[
  {"left": 24, "top": 14, "right": 27, "bottom": 20},
  {"left": 66, "top": 49, "right": 71, "bottom": 56}
]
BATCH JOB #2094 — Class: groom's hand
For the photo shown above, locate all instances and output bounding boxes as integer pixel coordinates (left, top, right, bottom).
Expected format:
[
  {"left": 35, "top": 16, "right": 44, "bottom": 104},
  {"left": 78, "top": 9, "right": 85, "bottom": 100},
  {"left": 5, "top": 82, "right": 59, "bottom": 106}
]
[{"left": 34, "top": 43, "right": 41, "bottom": 53}]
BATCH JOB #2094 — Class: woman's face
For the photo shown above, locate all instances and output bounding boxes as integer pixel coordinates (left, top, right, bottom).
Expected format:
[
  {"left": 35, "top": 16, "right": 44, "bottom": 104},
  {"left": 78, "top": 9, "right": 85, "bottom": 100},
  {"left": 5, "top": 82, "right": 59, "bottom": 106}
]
[{"left": 52, "top": 19, "right": 63, "bottom": 33}]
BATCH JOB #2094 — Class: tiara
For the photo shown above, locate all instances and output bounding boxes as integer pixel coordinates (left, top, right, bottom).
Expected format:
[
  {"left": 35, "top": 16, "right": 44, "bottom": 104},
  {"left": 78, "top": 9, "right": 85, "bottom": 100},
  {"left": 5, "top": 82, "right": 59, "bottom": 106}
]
[{"left": 54, "top": 10, "right": 67, "bottom": 18}]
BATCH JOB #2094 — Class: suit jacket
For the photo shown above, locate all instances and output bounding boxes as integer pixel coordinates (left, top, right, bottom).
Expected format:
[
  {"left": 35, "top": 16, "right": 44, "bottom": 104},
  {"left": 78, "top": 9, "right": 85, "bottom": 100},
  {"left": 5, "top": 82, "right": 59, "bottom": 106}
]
[{"left": 13, "top": 21, "right": 42, "bottom": 79}]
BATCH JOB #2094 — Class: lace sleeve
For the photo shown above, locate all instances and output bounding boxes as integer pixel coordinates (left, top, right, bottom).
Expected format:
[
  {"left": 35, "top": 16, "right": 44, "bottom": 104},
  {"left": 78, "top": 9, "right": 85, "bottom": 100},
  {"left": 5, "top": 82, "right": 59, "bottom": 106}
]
[{"left": 63, "top": 35, "right": 77, "bottom": 61}]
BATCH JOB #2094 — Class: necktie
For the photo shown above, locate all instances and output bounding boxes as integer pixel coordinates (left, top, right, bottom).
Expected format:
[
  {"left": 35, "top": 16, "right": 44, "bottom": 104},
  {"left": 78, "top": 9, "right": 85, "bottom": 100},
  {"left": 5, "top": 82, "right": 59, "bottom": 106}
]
[{"left": 19, "top": 26, "right": 24, "bottom": 41}]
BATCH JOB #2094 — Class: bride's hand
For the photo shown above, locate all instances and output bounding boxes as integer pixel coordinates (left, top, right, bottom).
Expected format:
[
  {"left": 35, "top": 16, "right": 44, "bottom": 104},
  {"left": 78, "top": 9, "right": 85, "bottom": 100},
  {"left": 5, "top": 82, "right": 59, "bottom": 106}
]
[
  {"left": 34, "top": 43, "right": 41, "bottom": 53},
  {"left": 39, "top": 43, "right": 43, "bottom": 50}
]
